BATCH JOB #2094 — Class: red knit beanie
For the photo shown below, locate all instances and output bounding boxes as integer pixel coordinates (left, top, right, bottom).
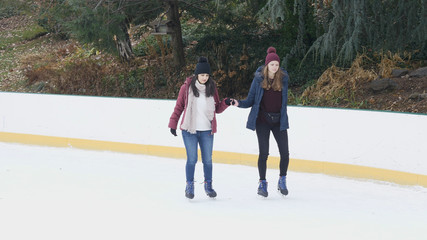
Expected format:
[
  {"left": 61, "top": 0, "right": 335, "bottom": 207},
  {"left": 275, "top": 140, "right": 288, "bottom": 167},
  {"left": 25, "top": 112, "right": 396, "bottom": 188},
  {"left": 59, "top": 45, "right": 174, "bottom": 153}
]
[{"left": 265, "top": 47, "right": 280, "bottom": 65}]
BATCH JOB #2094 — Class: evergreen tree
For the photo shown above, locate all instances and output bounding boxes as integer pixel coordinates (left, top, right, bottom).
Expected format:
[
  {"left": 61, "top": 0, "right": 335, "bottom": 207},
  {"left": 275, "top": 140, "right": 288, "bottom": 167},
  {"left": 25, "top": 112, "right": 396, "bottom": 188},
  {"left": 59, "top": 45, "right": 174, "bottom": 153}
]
[
  {"left": 38, "top": 0, "right": 162, "bottom": 61},
  {"left": 305, "top": 0, "right": 427, "bottom": 66},
  {"left": 257, "top": 0, "right": 321, "bottom": 86},
  {"left": 256, "top": 0, "right": 426, "bottom": 85},
  {"left": 38, "top": 0, "right": 189, "bottom": 66}
]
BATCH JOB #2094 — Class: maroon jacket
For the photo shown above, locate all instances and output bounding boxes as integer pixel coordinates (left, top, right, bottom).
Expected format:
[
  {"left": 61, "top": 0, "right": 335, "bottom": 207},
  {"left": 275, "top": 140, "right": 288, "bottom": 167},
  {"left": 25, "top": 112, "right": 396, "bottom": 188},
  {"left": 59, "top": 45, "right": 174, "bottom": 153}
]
[{"left": 169, "top": 77, "right": 229, "bottom": 134}]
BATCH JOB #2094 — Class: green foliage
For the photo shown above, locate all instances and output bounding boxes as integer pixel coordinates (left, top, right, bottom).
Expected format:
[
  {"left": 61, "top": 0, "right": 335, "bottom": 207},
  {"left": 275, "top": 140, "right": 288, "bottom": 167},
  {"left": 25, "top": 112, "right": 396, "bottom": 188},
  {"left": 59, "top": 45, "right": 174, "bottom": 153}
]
[
  {"left": 69, "top": 3, "right": 127, "bottom": 54},
  {"left": 305, "top": 0, "right": 427, "bottom": 66},
  {"left": 257, "top": 0, "right": 287, "bottom": 28},
  {"left": 287, "top": 56, "right": 328, "bottom": 87},
  {"left": 188, "top": 0, "right": 282, "bottom": 97},
  {"left": 255, "top": 0, "right": 321, "bottom": 87},
  {"left": 0, "top": 22, "right": 47, "bottom": 50},
  {"left": 22, "top": 24, "right": 48, "bottom": 41},
  {"left": 0, "top": 0, "right": 33, "bottom": 19},
  {"left": 37, "top": 0, "right": 74, "bottom": 39},
  {"left": 0, "top": 1, "right": 19, "bottom": 19},
  {"left": 133, "top": 35, "right": 171, "bottom": 57},
  {"left": 37, "top": 0, "right": 163, "bottom": 55},
  {"left": 15, "top": 0, "right": 425, "bottom": 105}
]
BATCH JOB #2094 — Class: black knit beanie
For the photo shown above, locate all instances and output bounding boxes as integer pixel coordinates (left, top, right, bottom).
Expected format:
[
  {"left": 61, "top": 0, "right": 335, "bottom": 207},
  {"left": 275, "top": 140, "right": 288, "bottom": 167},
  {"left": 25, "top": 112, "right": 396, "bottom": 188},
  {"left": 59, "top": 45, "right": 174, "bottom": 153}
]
[{"left": 194, "top": 57, "right": 211, "bottom": 75}]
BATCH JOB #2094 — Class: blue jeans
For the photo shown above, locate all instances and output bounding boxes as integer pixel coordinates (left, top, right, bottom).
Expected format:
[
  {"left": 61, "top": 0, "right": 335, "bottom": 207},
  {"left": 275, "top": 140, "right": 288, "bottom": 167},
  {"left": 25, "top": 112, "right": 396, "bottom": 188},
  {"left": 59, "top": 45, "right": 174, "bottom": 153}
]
[{"left": 182, "top": 130, "right": 214, "bottom": 182}]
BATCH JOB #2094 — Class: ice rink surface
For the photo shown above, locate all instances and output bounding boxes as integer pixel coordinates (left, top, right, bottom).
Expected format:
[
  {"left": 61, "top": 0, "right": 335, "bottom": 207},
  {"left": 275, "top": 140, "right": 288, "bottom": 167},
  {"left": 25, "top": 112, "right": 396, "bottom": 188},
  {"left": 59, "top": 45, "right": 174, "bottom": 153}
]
[{"left": 1, "top": 142, "right": 426, "bottom": 240}]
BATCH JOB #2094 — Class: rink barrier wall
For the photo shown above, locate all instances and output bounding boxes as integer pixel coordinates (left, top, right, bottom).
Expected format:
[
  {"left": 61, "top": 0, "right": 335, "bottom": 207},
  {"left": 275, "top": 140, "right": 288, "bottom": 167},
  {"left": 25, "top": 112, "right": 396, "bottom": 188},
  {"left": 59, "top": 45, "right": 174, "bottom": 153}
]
[
  {"left": 1, "top": 131, "right": 426, "bottom": 188},
  {"left": 2, "top": 92, "right": 427, "bottom": 187}
]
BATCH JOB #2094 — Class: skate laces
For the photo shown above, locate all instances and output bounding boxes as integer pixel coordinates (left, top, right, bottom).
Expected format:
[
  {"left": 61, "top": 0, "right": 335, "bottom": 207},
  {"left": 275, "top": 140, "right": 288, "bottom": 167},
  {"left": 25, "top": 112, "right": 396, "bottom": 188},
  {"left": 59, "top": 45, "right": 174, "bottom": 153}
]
[
  {"left": 204, "top": 181, "right": 214, "bottom": 192},
  {"left": 186, "top": 181, "right": 194, "bottom": 192},
  {"left": 278, "top": 176, "right": 287, "bottom": 189},
  {"left": 258, "top": 180, "right": 268, "bottom": 191}
]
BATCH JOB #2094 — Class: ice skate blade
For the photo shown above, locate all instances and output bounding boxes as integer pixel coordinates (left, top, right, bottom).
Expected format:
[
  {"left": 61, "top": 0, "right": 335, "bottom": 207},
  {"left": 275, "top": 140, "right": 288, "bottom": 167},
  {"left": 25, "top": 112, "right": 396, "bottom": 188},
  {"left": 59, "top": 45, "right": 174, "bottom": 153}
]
[
  {"left": 206, "top": 194, "right": 217, "bottom": 199},
  {"left": 185, "top": 194, "right": 194, "bottom": 200},
  {"left": 277, "top": 189, "right": 288, "bottom": 198},
  {"left": 257, "top": 194, "right": 268, "bottom": 199}
]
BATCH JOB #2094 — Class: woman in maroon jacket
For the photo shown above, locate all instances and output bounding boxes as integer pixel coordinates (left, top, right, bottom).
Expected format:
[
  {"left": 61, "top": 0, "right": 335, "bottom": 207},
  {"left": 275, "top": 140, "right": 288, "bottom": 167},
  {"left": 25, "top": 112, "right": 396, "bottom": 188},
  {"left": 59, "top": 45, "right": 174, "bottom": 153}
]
[{"left": 169, "top": 57, "right": 229, "bottom": 199}]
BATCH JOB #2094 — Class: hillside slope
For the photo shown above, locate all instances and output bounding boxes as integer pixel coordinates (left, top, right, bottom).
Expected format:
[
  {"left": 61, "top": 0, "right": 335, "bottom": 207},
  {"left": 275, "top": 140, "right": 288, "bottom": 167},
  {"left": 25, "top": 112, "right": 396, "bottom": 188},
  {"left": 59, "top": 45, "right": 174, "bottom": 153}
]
[{"left": 1, "top": 15, "right": 426, "bottom": 114}]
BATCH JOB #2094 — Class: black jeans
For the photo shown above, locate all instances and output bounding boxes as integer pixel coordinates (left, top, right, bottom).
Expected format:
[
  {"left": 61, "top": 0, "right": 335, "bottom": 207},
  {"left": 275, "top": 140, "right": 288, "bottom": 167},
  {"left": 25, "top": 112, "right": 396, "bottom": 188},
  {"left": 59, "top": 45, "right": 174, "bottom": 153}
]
[{"left": 255, "top": 122, "right": 289, "bottom": 180}]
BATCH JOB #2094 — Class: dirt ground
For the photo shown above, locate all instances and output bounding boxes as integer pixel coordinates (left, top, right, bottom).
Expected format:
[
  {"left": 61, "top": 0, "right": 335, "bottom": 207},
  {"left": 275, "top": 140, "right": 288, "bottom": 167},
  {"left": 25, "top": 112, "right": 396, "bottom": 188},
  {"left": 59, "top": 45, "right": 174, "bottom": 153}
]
[
  {"left": 349, "top": 75, "right": 427, "bottom": 113},
  {"left": 362, "top": 76, "right": 427, "bottom": 113}
]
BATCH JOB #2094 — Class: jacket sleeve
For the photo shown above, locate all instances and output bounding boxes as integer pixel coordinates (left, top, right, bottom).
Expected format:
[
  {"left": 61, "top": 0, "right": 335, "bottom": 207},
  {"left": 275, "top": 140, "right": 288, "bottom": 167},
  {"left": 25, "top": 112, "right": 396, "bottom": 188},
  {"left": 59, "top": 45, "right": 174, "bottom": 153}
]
[
  {"left": 214, "top": 86, "right": 229, "bottom": 114},
  {"left": 238, "top": 77, "right": 257, "bottom": 108},
  {"left": 168, "top": 84, "right": 186, "bottom": 129},
  {"left": 283, "top": 72, "right": 289, "bottom": 105}
]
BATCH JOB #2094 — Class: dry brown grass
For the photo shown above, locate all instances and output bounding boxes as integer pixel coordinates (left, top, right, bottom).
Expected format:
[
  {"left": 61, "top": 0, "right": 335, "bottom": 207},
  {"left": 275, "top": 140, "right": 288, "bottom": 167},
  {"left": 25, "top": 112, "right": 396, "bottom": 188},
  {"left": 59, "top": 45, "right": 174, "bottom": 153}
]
[
  {"left": 301, "top": 51, "right": 414, "bottom": 107},
  {"left": 376, "top": 51, "right": 412, "bottom": 78},
  {"left": 302, "top": 53, "right": 377, "bottom": 103},
  {"left": 21, "top": 40, "right": 184, "bottom": 98}
]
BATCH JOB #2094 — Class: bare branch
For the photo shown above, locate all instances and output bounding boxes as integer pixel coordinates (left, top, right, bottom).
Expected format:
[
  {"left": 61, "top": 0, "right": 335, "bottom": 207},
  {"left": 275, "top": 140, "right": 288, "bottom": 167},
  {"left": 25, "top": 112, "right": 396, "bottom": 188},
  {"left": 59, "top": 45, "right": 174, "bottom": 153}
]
[{"left": 94, "top": 0, "right": 105, "bottom": 10}]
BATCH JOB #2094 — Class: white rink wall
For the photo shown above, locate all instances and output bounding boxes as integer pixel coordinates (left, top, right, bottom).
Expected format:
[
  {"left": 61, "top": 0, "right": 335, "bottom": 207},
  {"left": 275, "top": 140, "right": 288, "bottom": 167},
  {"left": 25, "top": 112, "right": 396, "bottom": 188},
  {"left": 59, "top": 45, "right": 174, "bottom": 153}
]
[{"left": 1, "top": 92, "right": 427, "bottom": 175}]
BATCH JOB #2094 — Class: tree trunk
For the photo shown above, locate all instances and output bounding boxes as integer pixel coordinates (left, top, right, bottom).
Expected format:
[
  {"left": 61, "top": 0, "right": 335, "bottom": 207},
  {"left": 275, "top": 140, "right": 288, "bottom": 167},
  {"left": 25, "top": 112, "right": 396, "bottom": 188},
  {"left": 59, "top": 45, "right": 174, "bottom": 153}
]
[
  {"left": 166, "top": 0, "right": 185, "bottom": 69},
  {"left": 116, "top": 38, "right": 133, "bottom": 62},
  {"left": 116, "top": 20, "right": 133, "bottom": 62}
]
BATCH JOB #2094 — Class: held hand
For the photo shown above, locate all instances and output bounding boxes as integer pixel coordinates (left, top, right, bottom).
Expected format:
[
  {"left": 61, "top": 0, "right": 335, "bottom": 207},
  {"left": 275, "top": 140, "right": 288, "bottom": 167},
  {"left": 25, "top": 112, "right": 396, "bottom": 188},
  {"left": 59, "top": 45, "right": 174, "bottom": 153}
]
[
  {"left": 233, "top": 99, "right": 239, "bottom": 107},
  {"left": 225, "top": 98, "right": 238, "bottom": 106},
  {"left": 225, "top": 98, "right": 233, "bottom": 106},
  {"left": 170, "top": 128, "right": 177, "bottom": 136}
]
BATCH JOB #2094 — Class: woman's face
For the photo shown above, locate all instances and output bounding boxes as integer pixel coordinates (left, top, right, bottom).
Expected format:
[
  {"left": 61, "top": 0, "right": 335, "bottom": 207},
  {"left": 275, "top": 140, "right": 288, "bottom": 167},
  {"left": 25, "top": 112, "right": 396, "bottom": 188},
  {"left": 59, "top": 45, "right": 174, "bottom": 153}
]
[
  {"left": 267, "top": 61, "right": 280, "bottom": 75},
  {"left": 197, "top": 73, "right": 209, "bottom": 84}
]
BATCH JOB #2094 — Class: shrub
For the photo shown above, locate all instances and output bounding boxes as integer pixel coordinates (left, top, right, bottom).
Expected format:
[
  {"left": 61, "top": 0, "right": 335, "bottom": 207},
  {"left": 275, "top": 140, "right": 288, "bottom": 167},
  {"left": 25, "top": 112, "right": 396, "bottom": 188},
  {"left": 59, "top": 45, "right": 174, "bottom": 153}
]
[{"left": 0, "top": 0, "right": 31, "bottom": 19}]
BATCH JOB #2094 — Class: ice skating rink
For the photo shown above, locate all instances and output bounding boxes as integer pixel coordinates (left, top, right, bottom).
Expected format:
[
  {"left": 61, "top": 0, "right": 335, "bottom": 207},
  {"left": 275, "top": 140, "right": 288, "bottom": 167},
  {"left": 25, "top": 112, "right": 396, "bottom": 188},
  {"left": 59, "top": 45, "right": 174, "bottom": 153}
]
[{"left": 1, "top": 142, "right": 426, "bottom": 240}]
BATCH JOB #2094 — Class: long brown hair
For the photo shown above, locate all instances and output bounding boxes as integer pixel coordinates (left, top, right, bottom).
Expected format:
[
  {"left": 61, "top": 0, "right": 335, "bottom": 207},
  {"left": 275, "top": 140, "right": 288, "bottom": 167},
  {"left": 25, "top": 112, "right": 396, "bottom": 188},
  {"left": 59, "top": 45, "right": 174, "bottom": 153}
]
[{"left": 261, "top": 66, "right": 283, "bottom": 91}]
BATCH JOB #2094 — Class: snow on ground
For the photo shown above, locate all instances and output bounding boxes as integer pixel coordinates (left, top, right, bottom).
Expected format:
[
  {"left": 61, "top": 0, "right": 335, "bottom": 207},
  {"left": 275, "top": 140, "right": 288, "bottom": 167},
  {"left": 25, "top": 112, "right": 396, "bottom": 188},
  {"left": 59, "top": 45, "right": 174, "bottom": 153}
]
[{"left": 1, "top": 142, "right": 426, "bottom": 240}]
